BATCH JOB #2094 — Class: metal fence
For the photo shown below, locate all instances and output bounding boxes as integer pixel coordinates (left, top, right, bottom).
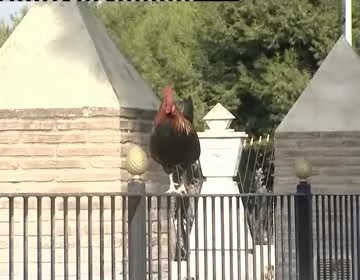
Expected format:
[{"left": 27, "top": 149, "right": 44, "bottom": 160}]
[
  {"left": 0, "top": 182, "right": 358, "bottom": 279},
  {"left": 237, "top": 136, "right": 274, "bottom": 194}
]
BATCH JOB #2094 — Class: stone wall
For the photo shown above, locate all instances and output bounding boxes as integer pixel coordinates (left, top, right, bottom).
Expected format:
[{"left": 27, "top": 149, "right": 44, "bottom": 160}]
[
  {"left": 274, "top": 131, "right": 360, "bottom": 194},
  {"left": 274, "top": 131, "right": 360, "bottom": 279},
  {"left": 0, "top": 108, "right": 121, "bottom": 193},
  {"left": 0, "top": 107, "right": 169, "bottom": 279}
]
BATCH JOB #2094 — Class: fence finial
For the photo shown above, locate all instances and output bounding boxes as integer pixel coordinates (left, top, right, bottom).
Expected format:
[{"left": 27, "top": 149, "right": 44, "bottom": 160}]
[
  {"left": 294, "top": 157, "right": 312, "bottom": 183},
  {"left": 126, "top": 144, "right": 148, "bottom": 180}
]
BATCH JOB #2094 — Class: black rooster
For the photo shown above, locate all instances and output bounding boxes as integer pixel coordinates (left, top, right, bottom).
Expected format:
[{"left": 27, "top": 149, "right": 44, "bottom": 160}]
[
  {"left": 150, "top": 85, "right": 201, "bottom": 194},
  {"left": 150, "top": 85, "right": 203, "bottom": 260}
]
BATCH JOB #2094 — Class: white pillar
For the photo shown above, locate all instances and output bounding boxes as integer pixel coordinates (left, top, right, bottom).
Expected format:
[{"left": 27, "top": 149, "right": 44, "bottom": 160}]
[{"left": 173, "top": 103, "right": 255, "bottom": 279}]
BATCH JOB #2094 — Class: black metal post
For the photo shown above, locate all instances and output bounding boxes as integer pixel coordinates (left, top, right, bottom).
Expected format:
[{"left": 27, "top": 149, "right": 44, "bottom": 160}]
[
  {"left": 295, "top": 181, "right": 313, "bottom": 280},
  {"left": 128, "top": 179, "right": 147, "bottom": 280}
]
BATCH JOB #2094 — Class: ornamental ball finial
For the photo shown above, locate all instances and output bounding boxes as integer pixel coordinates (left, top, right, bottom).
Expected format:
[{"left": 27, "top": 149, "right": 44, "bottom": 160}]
[
  {"left": 294, "top": 157, "right": 312, "bottom": 182},
  {"left": 126, "top": 144, "right": 148, "bottom": 178}
]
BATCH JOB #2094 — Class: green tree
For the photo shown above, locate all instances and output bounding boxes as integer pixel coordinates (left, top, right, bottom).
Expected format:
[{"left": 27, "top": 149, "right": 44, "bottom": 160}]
[
  {"left": 201, "top": 0, "right": 347, "bottom": 135},
  {"left": 0, "top": 6, "right": 28, "bottom": 47},
  {"left": 0, "top": 22, "right": 12, "bottom": 47},
  {"left": 96, "top": 3, "right": 220, "bottom": 128}
]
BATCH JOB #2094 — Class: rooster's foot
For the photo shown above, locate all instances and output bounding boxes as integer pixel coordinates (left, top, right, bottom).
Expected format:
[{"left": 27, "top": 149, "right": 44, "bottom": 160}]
[
  {"left": 165, "top": 188, "right": 178, "bottom": 194},
  {"left": 165, "top": 182, "right": 180, "bottom": 194},
  {"left": 177, "top": 184, "right": 186, "bottom": 194},
  {"left": 165, "top": 184, "right": 186, "bottom": 195}
]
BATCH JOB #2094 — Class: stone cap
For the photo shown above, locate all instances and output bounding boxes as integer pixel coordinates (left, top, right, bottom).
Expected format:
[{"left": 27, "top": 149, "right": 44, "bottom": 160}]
[
  {"left": 203, "top": 103, "right": 235, "bottom": 130},
  {"left": 276, "top": 36, "right": 360, "bottom": 133},
  {"left": 200, "top": 103, "right": 247, "bottom": 138},
  {"left": 0, "top": 2, "right": 160, "bottom": 110}
]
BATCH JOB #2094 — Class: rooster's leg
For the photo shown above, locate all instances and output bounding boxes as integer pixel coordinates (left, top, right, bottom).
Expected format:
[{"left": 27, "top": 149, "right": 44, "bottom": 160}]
[
  {"left": 165, "top": 173, "right": 178, "bottom": 193},
  {"left": 177, "top": 170, "right": 187, "bottom": 194}
]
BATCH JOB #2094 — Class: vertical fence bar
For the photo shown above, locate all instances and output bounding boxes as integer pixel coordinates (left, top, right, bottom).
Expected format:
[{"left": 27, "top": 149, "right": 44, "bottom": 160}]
[
  {"left": 249, "top": 145, "right": 260, "bottom": 189},
  {"left": 333, "top": 195, "right": 338, "bottom": 278},
  {"left": 24, "top": 197, "right": 29, "bottom": 280},
  {"left": 186, "top": 196, "right": 191, "bottom": 280},
  {"left": 122, "top": 196, "right": 127, "bottom": 280},
  {"left": 315, "top": 195, "right": 320, "bottom": 280},
  {"left": 259, "top": 197, "right": 264, "bottom": 280},
  {"left": 266, "top": 196, "right": 272, "bottom": 279},
  {"left": 228, "top": 197, "right": 234, "bottom": 280},
  {"left": 252, "top": 205, "right": 257, "bottom": 280},
  {"left": 357, "top": 196, "right": 360, "bottom": 279},
  {"left": 76, "top": 197, "right": 81, "bottom": 280},
  {"left": 211, "top": 197, "right": 216, "bottom": 280},
  {"left": 280, "top": 196, "right": 284, "bottom": 280},
  {"left": 274, "top": 196, "right": 278, "bottom": 280},
  {"left": 99, "top": 196, "right": 105, "bottom": 280},
  {"left": 128, "top": 179, "right": 146, "bottom": 280},
  {"left": 63, "top": 197, "right": 68, "bottom": 280},
  {"left": 236, "top": 197, "right": 241, "bottom": 280},
  {"left": 148, "top": 196, "right": 153, "bottom": 279},
  {"left": 88, "top": 196, "right": 93, "bottom": 280},
  {"left": 340, "top": 195, "right": 344, "bottom": 280},
  {"left": 167, "top": 196, "right": 172, "bottom": 280},
  {"left": 157, "top": 196, "right": 162, "bottom": 280},
  {"left": 177, "top": 196, "right": 182, "bottom": 279},
  {"left": 195, "top": 196, "right": 199, "bottom": 280},
  {"left": 287, "top": 195, "right": 292, "bottom": 280},
  {"left": 203, "top": 197, "right": 208, "bottom": 280},
  {"left": 328, "top": 195, "right": 333, "bottom": 277},
  {"left": 9, "top": 197, "right": 14, "bottom": 280},
  {"left": 37, "top": 197, "right": 42, "bottom": 280},
  {"left": 350, "top": 196, "right": 355, "bottom": 280},
  {"left": 344, "top": 195, "right": 349, "bottom": 280},
  {"left": 321, "top": 196, "right": 326, "bottom": 279},
  {"left": 220, "top": 197, "right": 225, "bottom": 280},
  {"left": 50, "top": 198, "right": 55, "bottom": 280},
  {"left": 110, "top": 196, "right": 116, "bottom": 280},
  {"left": 295, "top": 181, "right": 313, "bottom": 280},
  {"left": 244, "top": 197, "right": 249, "bottom": 280}
]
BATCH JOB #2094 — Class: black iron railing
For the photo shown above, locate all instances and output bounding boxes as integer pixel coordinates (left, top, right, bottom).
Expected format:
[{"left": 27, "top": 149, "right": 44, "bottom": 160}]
[{"left": 0, "top": 187, "right": 359, "bottom": 279}]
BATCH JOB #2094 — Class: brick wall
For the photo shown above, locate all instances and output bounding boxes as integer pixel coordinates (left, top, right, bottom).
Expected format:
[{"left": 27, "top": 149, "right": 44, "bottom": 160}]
[{"left": 0, "top": 107, "right": 169, "bottom": 279}]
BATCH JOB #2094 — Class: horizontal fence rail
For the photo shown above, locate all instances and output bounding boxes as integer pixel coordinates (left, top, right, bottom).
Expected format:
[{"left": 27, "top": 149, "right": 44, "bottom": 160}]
[{"left": 0, "top": 192, "right": 358, "bottom": 279}]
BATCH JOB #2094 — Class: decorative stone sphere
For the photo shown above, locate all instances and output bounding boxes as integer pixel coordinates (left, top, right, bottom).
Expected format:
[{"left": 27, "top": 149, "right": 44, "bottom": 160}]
[
  {"left": 294, "top": 157, "right": 312, "bottom": 181},
  {"left": 126, "top": 144, "right": 148, "bottom": 177}
]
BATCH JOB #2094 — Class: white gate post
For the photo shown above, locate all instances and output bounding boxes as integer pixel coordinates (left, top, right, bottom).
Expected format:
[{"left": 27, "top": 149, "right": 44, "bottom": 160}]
[{"left": 187, "top": 103, "right": 254, "bottom": 279}]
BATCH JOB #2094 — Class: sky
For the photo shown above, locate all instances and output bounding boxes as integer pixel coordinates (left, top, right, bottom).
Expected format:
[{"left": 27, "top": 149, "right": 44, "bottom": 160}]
[{"left": 0, "top": 2, "right": 30, "bottom": 23}]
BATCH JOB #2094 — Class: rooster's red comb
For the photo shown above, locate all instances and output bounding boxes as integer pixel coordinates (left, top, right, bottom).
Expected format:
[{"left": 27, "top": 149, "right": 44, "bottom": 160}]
[{"left": 162, "top": 85, "right": 173, "bottom": 96}]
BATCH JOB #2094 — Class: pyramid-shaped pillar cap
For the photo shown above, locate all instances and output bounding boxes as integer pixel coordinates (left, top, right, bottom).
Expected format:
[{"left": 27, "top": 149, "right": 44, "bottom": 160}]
[
  {"left": 203, "top": 103, "right": 235, "bottom": 130},
  {"left": 276, "top": 35, "right": 360, "bottom": 133},
  {"left": 0, "top": 2, "right": 160, "bottom": 110}
]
